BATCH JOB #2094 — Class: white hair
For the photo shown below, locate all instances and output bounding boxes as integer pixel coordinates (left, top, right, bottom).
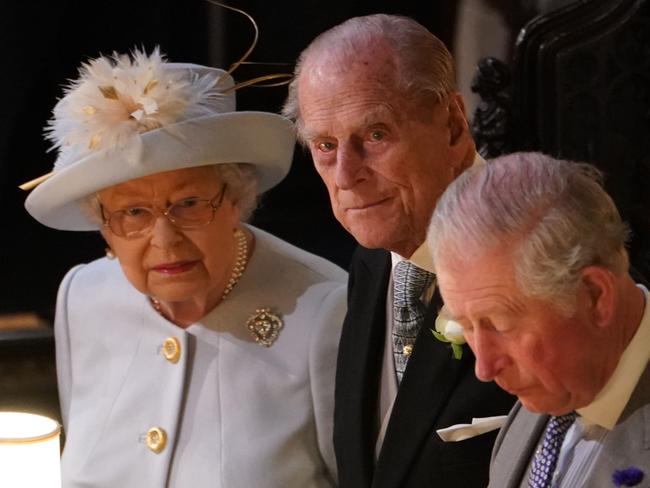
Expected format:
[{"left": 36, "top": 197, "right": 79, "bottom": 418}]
[
  {"left": 428, "top": 152, "right": 630, "bottom": 313},
  {"left": 82, "top": 163, "right": 259, "bottom": 226},
  {"left": 282, "top": 14, "right": 456, "bottom": 143},
  {"left": 214, "top": 163, "right": 258, "bottom": 221}
]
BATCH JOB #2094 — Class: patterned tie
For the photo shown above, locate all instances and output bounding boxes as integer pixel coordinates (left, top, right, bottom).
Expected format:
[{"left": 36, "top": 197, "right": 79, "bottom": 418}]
[
  {"left": 392, "top": 260, "right": 434, "bottom": 383},
  {"left": 528, "top": 412, "right": 577, "bottom": 488}
]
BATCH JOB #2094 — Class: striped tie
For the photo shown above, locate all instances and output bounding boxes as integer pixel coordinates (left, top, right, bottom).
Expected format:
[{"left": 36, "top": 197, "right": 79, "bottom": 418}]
[
  {"left": 392, "top": 260, "right": 434, "bottom": 384},
  {"left": 528, "top": 412, "right": 577, "bottom": 488}
]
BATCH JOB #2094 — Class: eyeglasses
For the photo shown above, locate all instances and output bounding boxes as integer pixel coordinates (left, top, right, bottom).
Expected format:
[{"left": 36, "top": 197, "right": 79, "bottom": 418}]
[{"left": 100, "top": 184, "right": 227, "bottom": 239}]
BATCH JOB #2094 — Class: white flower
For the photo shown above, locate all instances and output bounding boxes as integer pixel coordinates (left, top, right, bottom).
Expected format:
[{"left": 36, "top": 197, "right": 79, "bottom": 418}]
[
  {"left": 435, "top": 309, "right": 466, "bottom": 344},
  {"left": 432, "top": 306, "right": 466, "bottom": 359}
]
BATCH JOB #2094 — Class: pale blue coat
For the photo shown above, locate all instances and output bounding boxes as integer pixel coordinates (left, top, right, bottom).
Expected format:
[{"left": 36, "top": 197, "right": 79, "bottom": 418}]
[{"left": 55, "top": 226, "right": 347, "bottom": 487}]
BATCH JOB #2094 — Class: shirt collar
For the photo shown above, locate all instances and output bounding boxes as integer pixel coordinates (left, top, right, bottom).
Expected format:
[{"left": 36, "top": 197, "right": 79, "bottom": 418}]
[
  {"left": 408, "top": 152, "right": 486, "bottom": 272},
  {"left": 577, "top": 284, "right": 650, "bottom": 429}
]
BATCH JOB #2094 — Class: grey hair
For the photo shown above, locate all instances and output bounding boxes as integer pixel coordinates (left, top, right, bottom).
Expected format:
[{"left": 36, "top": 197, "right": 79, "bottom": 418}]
[
  {"left": 214, "top": 163, "right": 258, "bottom": 221},
  {"left": 428, "top": 152, "right": 630, "bottom": 314},
  {"left": 282, "top": 14, "right": 456, "bottom": 141},
  {"left": 82, "top": 162, "right": 259, "bottom": 226}
]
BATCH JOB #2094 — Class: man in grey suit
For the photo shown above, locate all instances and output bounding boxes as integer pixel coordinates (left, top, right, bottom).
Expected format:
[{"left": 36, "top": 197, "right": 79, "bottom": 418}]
[{"left": 428, "top": 151, "right": 650, "bottom": 487}]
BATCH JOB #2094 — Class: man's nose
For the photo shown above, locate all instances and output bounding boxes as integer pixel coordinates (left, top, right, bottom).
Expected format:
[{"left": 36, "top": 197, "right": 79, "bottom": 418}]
[
  {"left": 150, "top": 216, "right": 183, "bottom": 248},
  {"left": 471, "top": 329, "right": 507, "bottom": 382},
  {"left": 334, "top": 141, "right": 366, "bottom": 189}
]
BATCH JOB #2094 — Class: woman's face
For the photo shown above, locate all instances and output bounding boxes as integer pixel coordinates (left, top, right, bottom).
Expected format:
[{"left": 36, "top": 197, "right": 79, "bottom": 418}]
[{"left": 99, "top": 166, "right": 240, "bottom": 307}]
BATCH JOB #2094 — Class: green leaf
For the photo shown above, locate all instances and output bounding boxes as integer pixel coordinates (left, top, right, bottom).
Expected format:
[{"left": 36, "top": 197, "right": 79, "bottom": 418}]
[{"left": 451, "top": 343, "right": 463, "bottom": 360}]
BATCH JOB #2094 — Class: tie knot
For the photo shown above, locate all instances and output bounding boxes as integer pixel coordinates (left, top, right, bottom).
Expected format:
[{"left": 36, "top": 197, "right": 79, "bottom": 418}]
[
  {"left": 547, "top": 412, "right": 577, "bottom": 437},
  {"left": 393, "top": 260, "right": 434, "bottom": 306}
]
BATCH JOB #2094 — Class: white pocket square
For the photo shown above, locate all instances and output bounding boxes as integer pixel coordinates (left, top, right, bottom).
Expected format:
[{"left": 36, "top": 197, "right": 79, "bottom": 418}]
[{"left": 436, "top": 415, "right": 508, "bottom": 442}]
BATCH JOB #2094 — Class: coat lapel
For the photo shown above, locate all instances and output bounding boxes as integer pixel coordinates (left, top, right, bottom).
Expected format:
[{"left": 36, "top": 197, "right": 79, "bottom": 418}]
[
  {"left": 489, "top": 404, "right": 547, "bottom": 488},
  {"left": 373, "top": 292, "right": 474, "bottom": 488},
  {"left": 334, "top": 248, "right": 391, "bottom": 488},
  {"left": 584, "top": 363, "right": 650, "bottom": 486}
]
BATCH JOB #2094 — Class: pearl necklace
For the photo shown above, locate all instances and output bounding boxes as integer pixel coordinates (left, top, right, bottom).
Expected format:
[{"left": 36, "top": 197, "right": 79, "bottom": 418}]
[
  {"left": 221, "top": 228, "right": 248, "bottom": 301},
  {"left": 150, "top": 228, "right": 249, "bottom": 316}
]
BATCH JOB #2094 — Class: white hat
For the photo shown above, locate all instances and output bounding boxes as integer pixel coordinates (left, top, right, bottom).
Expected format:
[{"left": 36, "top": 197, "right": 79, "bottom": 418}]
[{"left": 25, "top": 49, "right": 295, "bottom": 231}]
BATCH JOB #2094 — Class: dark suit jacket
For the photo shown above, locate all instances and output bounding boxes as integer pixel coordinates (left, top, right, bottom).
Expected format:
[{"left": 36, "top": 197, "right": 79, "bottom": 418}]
[{"left": 334, "top": 246, "right": 516, "bottom": 488}]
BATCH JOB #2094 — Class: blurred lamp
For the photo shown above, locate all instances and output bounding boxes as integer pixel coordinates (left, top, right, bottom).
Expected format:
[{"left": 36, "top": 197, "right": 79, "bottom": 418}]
[{"left": 0, "top": 411, "right": 61, "bottom": 488}]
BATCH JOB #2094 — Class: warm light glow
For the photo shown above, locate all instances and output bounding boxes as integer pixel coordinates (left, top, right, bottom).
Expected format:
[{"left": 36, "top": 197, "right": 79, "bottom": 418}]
[{"left": 0, "top": 412, "right": 61, "bottom": 488}]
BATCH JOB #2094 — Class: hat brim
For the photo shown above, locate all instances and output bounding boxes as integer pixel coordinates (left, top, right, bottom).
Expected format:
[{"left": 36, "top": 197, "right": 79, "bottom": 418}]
[{"left": 25, "top": 111, "right": 295, "bottom": 231}]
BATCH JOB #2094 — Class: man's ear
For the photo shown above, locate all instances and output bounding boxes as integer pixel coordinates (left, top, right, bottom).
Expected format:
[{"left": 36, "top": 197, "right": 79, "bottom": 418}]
[
  {"left": 445, "top": 92, "right": 475, "bottom": 175},
  {"left": 580, "top": 266, "right": 616, "bottom": 327},
  {"left": 447, "top": 92, "right": 469, "bottom": 147}
]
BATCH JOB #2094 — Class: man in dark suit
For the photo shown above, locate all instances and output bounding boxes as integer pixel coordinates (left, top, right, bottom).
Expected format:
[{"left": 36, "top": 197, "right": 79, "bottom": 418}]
[
  {"left": 429, "top": 152, "right": 650, "bottom": 487},
  {"left": 283, "top": 14, "right": 515, "bottom": 487}
]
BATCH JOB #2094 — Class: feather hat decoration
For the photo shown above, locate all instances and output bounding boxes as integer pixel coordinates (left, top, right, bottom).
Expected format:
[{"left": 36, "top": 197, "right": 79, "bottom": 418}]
[{"left": 46, "top": 47, "right": 227, "bottom": 170}]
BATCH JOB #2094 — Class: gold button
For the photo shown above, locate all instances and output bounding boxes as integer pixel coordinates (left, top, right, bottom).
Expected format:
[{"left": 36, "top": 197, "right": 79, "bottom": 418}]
[
  {"left": 146, "top": 427, "right": 167, "bottom": 453},
  {"left": 162, "top": 337, "right": 181, "bottom": 363},
  {"left": 403, "top": 344, "right": 413, "bottom": 357}
]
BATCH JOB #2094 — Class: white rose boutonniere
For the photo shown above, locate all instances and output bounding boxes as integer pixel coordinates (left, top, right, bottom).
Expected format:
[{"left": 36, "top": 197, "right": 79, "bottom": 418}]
[{"left": 432, "top": 306, "right": 467, "bottom": 360}]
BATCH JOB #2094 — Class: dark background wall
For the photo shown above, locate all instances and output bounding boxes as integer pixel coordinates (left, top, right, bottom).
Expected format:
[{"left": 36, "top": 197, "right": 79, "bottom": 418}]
[{"left": 0, "top": 0, "right": 461, "bottom": 320}]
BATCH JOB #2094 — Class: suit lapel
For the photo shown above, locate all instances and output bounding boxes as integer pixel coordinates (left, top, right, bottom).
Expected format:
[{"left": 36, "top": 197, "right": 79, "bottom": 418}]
[
  {"left": 584, "top": 363, "right": 650, "bottom": 485},
  {"left": 334, "top": 248, "right": 391, "bottom": 488},
  {"left": 373, "top": 291, "right": 475, "bottom": 488},
  {"left": 490, "top": 405, "right": 548, "bottom": 488}
]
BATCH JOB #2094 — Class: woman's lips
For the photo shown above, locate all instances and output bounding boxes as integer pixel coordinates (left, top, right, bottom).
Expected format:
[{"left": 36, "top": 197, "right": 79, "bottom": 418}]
[{"left": 151, "top": 260, "right": 198, "bottom": 275}]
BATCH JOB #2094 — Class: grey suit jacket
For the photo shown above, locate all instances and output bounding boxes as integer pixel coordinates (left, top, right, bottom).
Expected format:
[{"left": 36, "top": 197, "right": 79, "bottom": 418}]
[{"left": 489, "top": 365, "right": 650, "bottom": 487}]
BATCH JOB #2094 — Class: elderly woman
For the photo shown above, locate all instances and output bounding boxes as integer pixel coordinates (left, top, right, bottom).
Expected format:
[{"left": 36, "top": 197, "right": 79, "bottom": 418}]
[{"left": 23, "top": 50, "right": 346, "bottom": 487}]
